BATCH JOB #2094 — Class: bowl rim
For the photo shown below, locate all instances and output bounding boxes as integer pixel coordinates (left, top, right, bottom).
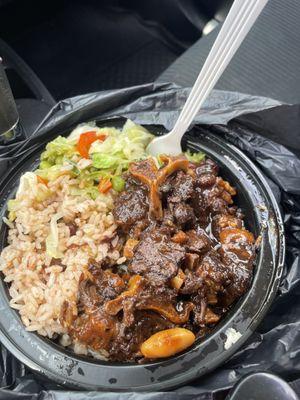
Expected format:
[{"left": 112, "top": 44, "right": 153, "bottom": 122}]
[{"left": 0, "top": 121, "right": 285, "bottom": 391}]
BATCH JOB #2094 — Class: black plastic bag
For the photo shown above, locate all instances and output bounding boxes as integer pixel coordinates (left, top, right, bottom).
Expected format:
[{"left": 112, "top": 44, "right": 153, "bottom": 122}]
[{"left": 0, "top": 83, "right": 299, "bottom": 399}]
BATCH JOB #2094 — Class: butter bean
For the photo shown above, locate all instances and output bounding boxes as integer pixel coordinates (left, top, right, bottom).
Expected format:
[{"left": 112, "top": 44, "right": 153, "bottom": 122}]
[
  {"left": 140, "top": 328, "right": 195, "bottom": 358},
  {"left": 171, "top": 268, "right": 186, "bottom": 290}
]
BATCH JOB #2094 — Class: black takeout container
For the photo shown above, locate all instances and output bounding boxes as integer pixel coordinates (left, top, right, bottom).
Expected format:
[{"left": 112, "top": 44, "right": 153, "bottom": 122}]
[{"left": 0, "top": 119, "right": 285, "bottom": 391}]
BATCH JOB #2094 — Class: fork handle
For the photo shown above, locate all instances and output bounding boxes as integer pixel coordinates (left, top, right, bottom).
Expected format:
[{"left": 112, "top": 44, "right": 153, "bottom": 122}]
[{"left": 171, "top": 0, "right": 269, "bottom": 139}]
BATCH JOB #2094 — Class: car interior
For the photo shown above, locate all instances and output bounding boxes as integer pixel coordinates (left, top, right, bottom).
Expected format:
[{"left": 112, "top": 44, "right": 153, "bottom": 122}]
[
  {"left": 1, "top": 0, "right": 299, "bottom": 125},
  {"left": 1, "top": 0, "right": 299, "bottom": 135}
]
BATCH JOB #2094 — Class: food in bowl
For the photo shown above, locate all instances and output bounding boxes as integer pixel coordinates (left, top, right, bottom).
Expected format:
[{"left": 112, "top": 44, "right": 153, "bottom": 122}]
[{"left": 0, "top": 120, "right": 256, "bottom": 362}]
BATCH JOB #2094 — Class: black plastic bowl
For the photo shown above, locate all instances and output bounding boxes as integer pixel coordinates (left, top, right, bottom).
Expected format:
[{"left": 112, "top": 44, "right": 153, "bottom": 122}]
[{"left": 0, "top": 121, "right": 285, "bottom": 391}]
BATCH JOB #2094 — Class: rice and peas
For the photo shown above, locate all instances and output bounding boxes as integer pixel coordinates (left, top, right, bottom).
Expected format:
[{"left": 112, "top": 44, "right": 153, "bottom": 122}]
[{"left": 0, "top": 120, "right": 153, "bottom": 353}]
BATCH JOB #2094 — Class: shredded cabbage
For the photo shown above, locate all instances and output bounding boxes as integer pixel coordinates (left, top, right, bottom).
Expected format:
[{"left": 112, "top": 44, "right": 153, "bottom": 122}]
[
  {"left": 16, "top": 172, "right": 52, "bottom": 202},
  {"left": 91, "top": 153, "right": 121, "bottom": 170},
  {"left": 35, "top": 120, "right": 153, "bottom": 199},
  {"left": 70, "top": 186, "right": 100, "bottom": 200},
  {"left": 7, "top": 199, "right": 17, "bottom": 221},
  {"left": 122, "top": 119, "right": 154, "bottom": 146},
  {"left": 40, "top": 136, "right": 77, "bottom": 166},
  {"left": 16, "top": 172, "right": 37, "bottom": 197},
  {"left": 35, "top": 165, "right": 74, "bottom": 182},
  {"left": 3, "top": 216, "right": 14, "bottom": 228},
  {"left": 74, "top": 120, "right": 152, "bottom": 197},
  {"left": 29, "top": 120, "right": 206, "bottom": 203},
  {"left": 45, "top": 212, "right": 64, "bottom": 258},
  {"left": 185, "top": 149, "right": 206, "bottom": 163},
  {"left": 112, "top": 176, "right": 125, "bottom": 192},
  {"left": 90, "top": 120, "right": 153, "bottom": 174}
]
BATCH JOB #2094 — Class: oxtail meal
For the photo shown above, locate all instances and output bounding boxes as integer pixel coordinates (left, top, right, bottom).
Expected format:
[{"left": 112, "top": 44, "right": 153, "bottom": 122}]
[{"left": 0, "top": 120, "right": 257, "bottom": 362}]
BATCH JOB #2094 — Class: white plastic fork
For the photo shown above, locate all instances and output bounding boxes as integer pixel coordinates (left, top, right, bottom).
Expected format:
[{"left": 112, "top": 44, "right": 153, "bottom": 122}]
[{"left": 147, "top": 0, "right": 269, "bottom": 156}]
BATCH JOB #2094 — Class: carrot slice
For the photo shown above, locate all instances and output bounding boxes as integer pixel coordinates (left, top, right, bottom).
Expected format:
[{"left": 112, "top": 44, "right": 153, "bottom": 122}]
[
  {"left": 77, "top": 131, "right": 106, "bottom": 159},
  {"left": 37, "top": 175, "right": 48, "bottom": 185},
  {"left": 98, "top": 178, "right": 112, "bottom": 193}
]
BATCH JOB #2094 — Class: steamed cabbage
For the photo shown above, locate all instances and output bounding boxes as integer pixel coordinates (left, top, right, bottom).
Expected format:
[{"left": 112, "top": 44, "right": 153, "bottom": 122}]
[
  {"left": 45, "top": 213, "right": 64, "bottom": 258},
  {"left": 34, "top": 120, "right": 154, "bottom": 199},
  {"left": 40, "top": 136, "right": 77, "bottom": 166},
  {"left": 90, "top": 119, "right": 153, "bottom": 171},
  {"left": 22, "top": 120, "right": 204, "bottom": 202},
  {"left": 185, "top": 149, "right": 205, "bottom": 163}
]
